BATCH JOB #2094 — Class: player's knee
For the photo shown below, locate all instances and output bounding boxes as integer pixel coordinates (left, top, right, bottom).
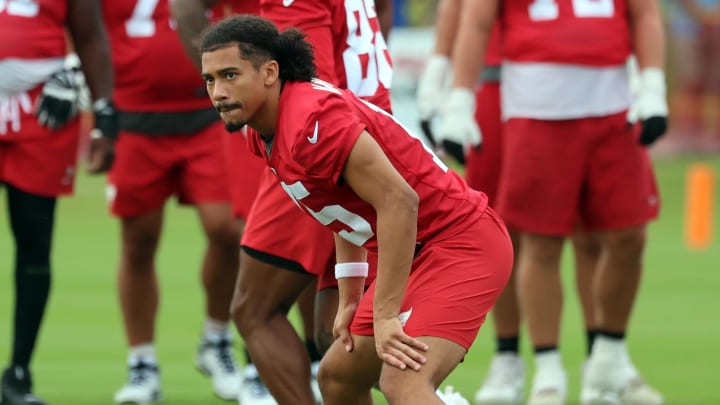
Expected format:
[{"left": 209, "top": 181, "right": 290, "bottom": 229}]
[
  {"left": 314, "top": 326, "right": 334, "bottom": 355},
  {"left": 205, "top": 220, "right": 241, "bottom": 252},
  {"left": 230, "top": 290, "right": 273, "bottom": 336},
  {"left": 317, "top": 352, "right": 345, "bottom": 397},
  {"left": 605, "top": 226, "right": 647, "bottom": 261}
]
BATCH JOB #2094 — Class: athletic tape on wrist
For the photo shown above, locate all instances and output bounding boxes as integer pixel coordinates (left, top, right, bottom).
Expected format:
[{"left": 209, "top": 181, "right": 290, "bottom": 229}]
[{"left": 334, "top": 262, "right": 369, "bottom": 279}]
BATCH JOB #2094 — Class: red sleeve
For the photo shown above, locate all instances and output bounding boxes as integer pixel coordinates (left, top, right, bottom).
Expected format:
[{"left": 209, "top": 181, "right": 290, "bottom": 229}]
[{"left": 290, "top": 95, "right": 365, "bottom": 187}]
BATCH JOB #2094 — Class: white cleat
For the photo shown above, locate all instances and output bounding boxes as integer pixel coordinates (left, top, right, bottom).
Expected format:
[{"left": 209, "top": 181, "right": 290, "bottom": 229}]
[
  {"left": 474, "top": 353, "right": 525, "bottom": 404},
  {"left": 581, "top": 359, "right": 663, "bottom": 405},
  {"left": 527, "top": 367, "right": 567, "bottom": 405},
  {"left": 622, "top": 377, "right": 663, "bottom": 405},
  {"left": 310, "top": 361, "right": 322, "bottom": 405},
  {"left": 437, "top": 386, "right": 471, "bottom": 405},
  {"left": 196, "top": 334, "right": 242, "bottom": 400},
  {"left": 113, "top": 361, "right": 162, "bottom": 404},
  {"left": 238, "top": 365, "right": 278, "bottom": 405}
]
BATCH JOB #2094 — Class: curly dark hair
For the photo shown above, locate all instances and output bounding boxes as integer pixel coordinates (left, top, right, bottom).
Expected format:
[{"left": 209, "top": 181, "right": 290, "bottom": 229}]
[{"left": 200, "top": 14, "right": 317, "bottom": 82}]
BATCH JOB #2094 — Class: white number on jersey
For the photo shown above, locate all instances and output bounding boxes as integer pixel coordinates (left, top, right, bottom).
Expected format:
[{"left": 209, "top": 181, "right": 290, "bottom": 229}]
[
  {"left": 279, "top": 180, "right": 374, "bottom": 246},
  {"left": 0, "top": 92, "right": 33, "bottom": 135},
  {"left": 125, "top": 0, "right": 160, "bottom": 37},
  {"left": 529, "top": 0, "right": 614, "bottom": 21},
  {"left": 0, "top": 0, "right": 39, "bottom": 17},
  {"left": 343, "top": 0, "right": 392, "bottom": 97}
]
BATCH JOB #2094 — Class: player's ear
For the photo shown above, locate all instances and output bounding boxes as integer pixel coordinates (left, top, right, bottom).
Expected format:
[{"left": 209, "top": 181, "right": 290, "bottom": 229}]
[{"left": 262, "top": 60, "right": 279, "bottom": 87}]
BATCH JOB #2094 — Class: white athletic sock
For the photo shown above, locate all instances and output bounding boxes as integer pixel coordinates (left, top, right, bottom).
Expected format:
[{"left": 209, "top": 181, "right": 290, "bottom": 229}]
[
  {"left": 203, "top": 318, "right": 231, "bottom": 341},
  {"left": 129, "top": 343, "right": 157, "bottom": 365},
  {"left": 592, "top": 335, "right": 628, "bottom": 362},
  {"left": 532, "top": 350, "right": 566, "bottom": 394}
]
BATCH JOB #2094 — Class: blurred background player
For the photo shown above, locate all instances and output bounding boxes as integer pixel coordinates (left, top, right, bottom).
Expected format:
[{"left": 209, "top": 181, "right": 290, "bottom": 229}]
[
  {"left": 98, "top": 0, "right": 243, "bottom": 403},
  {"left": 0, "top": 0, "right": 115, "bottom": 404},
  {"left": 446, "top": 0, "right": 667, "bottom": 404},
  {"left": 173, "top": 0, "right": 392, "bottom": 403}
]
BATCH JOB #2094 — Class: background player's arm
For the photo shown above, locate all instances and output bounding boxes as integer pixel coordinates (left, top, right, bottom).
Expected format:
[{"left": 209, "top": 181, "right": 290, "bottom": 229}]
[
  {"left": 374, "top": 0, "right": 393, "bottom": 41},
  {"left": 172, "top": 0, "right": 220, "bottom": 70},
  {"left": 678, "top": 0, "right": 720, "bottom": 25},
  {"left": 449, "top": 0, "right": 497, "bottom": 90},
  {"left": 628, "top": 0, "right": 665, "bottom": 70},
  {"left": 68, "top": 0, "right": 116, "bottom": 173},
  {"left": 67, "top": 0, "right": 113, "bottom": 105}
]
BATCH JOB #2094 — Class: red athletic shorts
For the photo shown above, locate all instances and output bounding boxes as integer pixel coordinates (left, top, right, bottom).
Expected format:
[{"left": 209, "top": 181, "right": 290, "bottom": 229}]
[
  {"left": 0, "top": 86, "right": 80, "bottom": 197},
  {"left": 224, "top": 130, "right": 264, "bottom": 219},
  {"left": 108, "top": 121, "right": 230, "bottom": 218},
  {"left": 465, "top": 82, "right": 502, "bottom": 206},
  {"left": 349, "top": 208, "right": 514, "bottom": 350},
  {"left": 241, "top": 168, "right": 339, "bottom": 290},
  {"left": 496, "top": 112, "right": 660, "bottom": 235}
]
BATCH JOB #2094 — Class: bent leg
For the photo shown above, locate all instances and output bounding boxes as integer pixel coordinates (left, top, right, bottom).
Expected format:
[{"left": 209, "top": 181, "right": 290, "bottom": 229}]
[
  {"left": 232, "top": 250, "right": 316, "bottom": 405},
  {"left": 379, "top": 336, "right": 467, "bottom": 405},
  {"left": 318, "top": 335, "right": 382, "bottom": 405}
]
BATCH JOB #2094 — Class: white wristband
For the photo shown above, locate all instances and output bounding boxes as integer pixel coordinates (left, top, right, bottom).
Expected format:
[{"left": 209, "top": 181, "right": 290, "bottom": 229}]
[{"left": 334, "top": 262, "right": 369, "bottom": 279}]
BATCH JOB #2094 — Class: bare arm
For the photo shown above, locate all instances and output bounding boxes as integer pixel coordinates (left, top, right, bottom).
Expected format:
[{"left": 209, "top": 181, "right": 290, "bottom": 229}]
[
  {"left": 172, "top": 0, "right": 219, "bottom": 70},
  {"left": 67, "top": 0, "right": 113, "bottom": 102},
  {"left": 449, "top": 0, "right": 498, "bottom": 89},
  {"left": 628, "top": 0, "right": 665, "bottom": 70},
  {"left": 678, "top": 0, "right": 720, "bottom": 25},
  {"left": 433, "top": 0, "right": 463, "bottom": 57},
  {"left": 334, "top": 233, "right": 368, "bottom": 310},
  {"left": 342, "top": 131, "right": 418, "bottom": 322},
  {"left": 374, "top": 0, "right": 393, "bottom": 41}
]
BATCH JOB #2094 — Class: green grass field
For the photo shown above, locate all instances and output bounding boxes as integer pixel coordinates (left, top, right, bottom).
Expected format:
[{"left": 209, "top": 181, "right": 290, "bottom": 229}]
[{"left": 1, "top": 155, "right": 719, "bottom": 405}]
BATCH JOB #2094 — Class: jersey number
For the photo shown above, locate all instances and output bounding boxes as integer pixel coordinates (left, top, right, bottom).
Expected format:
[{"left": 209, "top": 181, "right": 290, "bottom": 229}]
[
  {"left": 279, "top": 180, "right": 375, "bottom": 246},
  {"left": 126, "top": 0, "right": 160, "bottom": 37},
  {"left": 529, "top": 0, "right": 614, "bottom": 21},
  {"left": 0, "top": 0, "right": 39, "bottom": 17},
  {"left": 344, "top": 0, "right": 392, "bottom": 97}
]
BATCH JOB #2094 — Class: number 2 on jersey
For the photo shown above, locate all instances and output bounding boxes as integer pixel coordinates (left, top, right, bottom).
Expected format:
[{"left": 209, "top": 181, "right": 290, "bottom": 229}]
[{"left": 529, "top": 0, "right": 614, "bottom": 21}]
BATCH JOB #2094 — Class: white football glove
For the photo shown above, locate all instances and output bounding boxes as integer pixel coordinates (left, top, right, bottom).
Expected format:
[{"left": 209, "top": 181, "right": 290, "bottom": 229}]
[
  {"left": 416, "top": 55, "right": 451, "bottom": 147},
  {"left": 438, "top": 87, "right": 481, "bottom": 165},
  {"left": 417, "top": 54, "right": 451, "bottom": 121},
  {"left": 626, "top": 64, "right": 668, "bottom": 146},
  {"left": 35, "top": 66, "right": 87, "bottom": 130}
]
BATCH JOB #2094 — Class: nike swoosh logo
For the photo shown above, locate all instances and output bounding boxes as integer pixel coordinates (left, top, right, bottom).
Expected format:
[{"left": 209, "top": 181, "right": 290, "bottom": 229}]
[
  {"left": 307, "top": 120, "right": 319, "bottom": 144},
  {"left": 282, "top": 0, "right": 295, "bottom": 6}
]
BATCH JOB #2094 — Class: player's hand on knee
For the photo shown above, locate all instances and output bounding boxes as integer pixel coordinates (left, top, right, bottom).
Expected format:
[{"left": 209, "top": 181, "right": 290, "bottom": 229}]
[
  {"left": 373, "top": 317, "right": 428, "bottom": 371},
  {"left": 333, "top": 303, "right": 358, "bottom": 352},
  {"left": 626, "top": 59, "right": 668, "bottom": 146},
  {"left": 439, "top": 87, "right": 482, "bottom": 165},
  {"left": 35, "top": 67, "right": 86, "bottom": 130}
]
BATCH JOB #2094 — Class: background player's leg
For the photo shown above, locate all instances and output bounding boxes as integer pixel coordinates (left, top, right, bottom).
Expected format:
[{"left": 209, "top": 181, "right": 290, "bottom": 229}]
[
  {"left": 194, "top": 202, "right": 242, "bottom": 400},
  {"left": 1, "top": 184, "right": 56, "bottom": 405},
  {"left": 518, "top": 233, "right": 567, "bottom": 405},
  {"left": 114, "top": 208, "right": 164, "bottom": 404}
]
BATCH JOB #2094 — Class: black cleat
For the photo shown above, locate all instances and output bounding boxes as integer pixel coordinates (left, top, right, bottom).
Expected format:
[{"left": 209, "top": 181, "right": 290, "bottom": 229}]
[{"left": 1, "top": 366, "right": 47, "bottom": 405}]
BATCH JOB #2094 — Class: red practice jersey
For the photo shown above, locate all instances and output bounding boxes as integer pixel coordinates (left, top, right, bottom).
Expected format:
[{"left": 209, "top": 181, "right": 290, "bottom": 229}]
[
  {"left": 0, "top": 0, "right": 67, "bottom": 60},
  {"left": 102, "top": 0, "right": 211, "bottom": 111},
  {"left": 248, "top": 79, "right": 487, "bottom": 253},
  {"left": 330, "top": 0, "right": 392, "bottom": 111},
  {"left": 501, "top": 0, "right": 631, "bottom": 66}
]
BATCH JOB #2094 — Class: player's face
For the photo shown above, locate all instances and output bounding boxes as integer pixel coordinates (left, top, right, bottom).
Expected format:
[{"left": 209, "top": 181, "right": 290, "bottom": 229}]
[{"left": 202, "top": 45, "right": 268, "bottom": 132}]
